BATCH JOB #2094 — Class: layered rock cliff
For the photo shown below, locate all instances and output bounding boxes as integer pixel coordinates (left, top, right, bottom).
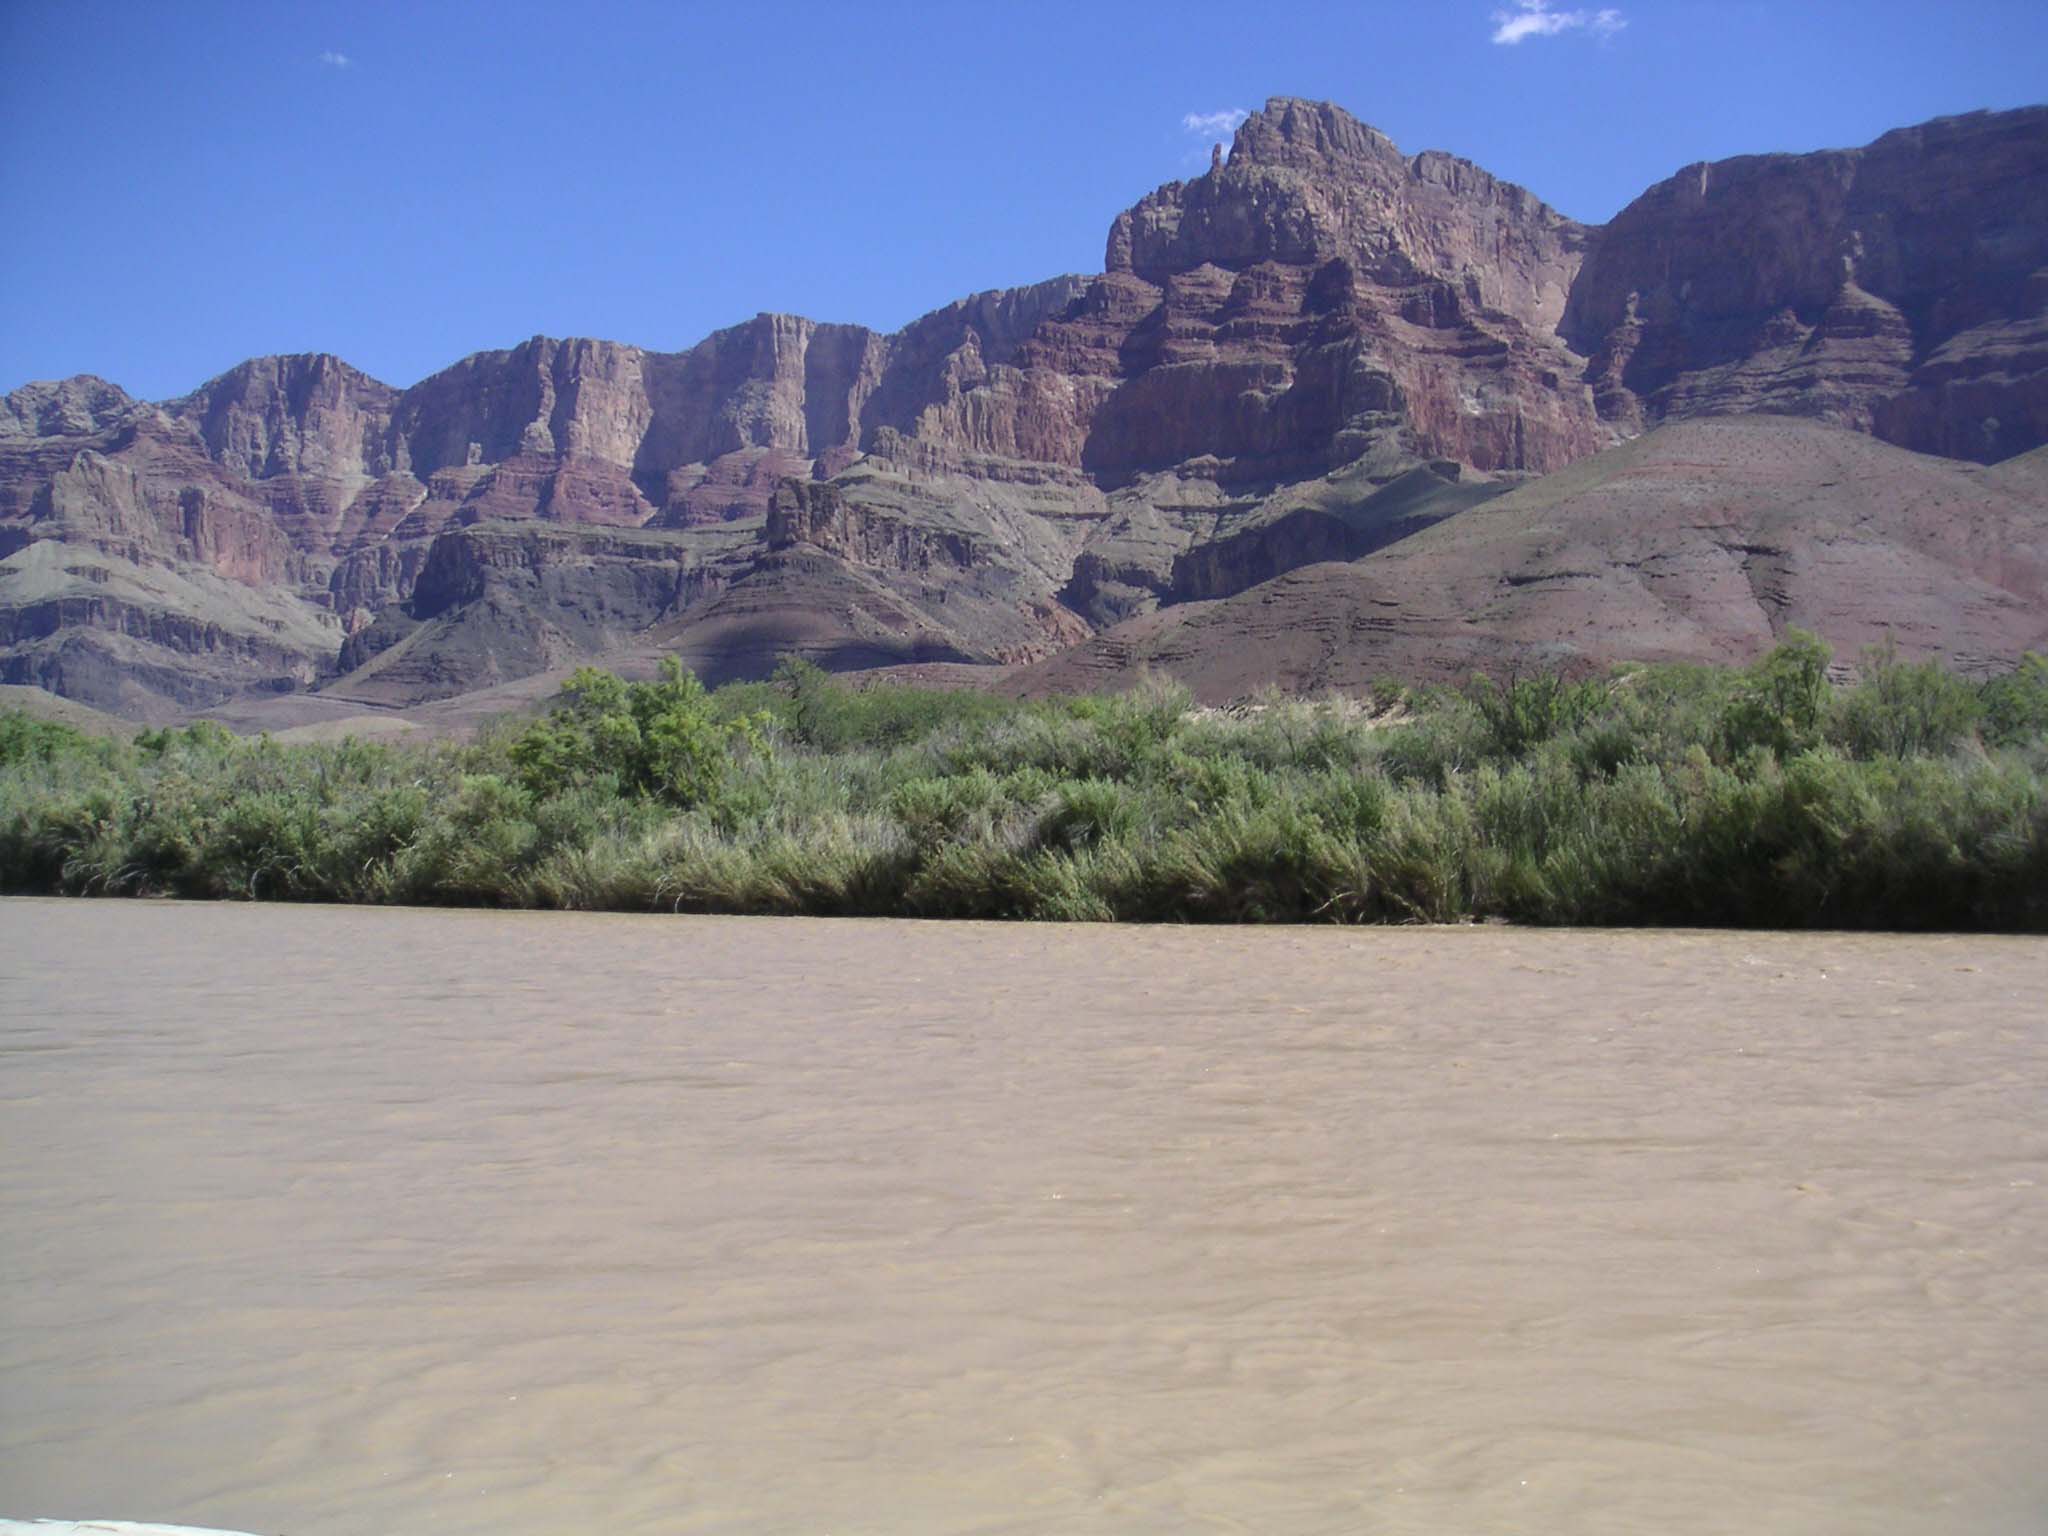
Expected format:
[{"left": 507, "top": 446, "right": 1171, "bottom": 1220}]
[
  {"left": 5, "top": 98, "right": 2045, "bottom": 717},
  {"left": 1564, "top": 107, "right": 2048, "bottom": 460}
]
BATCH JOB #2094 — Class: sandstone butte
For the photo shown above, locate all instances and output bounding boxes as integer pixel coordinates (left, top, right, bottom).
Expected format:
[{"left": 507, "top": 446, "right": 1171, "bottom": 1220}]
[{"left": 3, "top": 97, "right": 2046, "bottom": 723}]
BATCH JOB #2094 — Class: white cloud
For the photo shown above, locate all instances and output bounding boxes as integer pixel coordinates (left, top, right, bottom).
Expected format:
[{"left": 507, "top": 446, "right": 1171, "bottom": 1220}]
[
  {"left": 1182, "top": 108, "right": 1250, "bottom": 140},
  {"left": 1490, "top": 1, "right": 1624, "bottom": 45},
  {"left": 319, "top": 50, "right": 352, "bottom": 68}
]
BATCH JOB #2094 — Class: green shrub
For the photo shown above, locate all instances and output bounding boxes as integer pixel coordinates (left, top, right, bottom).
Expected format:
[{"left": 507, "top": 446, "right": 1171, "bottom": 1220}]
[
  {"left": 1721, "top": 629, "right": 1833, "bottom": 760},
  {"left": 1037, "top": 778, "right": 1146, "bottom": 853},
  {"left": 1155, "top": 798, "right": 1349, "bottom": 922},
  {"left": 765, "top": 656, "right": 1020, "bottom": 751},
  {"left": 395, "top": 774, "right": 539, "bottom": 903},
  {"left": 1831, "top": 639, "right": 1981, "bottom": 759},
  {"left": 2, "top": 638, "right": 2043, "bottom": 931},
  {"left": 511, "top": 659, "right": 768, "bottom": 808},
  {"left": 1373, "top": 704, "right": 1488, "bottom": 787},
  {"left": 1467, "top": 672, "right": 1609, "bottom": 758},
  {"left": 1980, "top": 653, "right": 2048, "bottom": 749},
  {"left": 0, "top": 714, "right": 114, "bottom": 770}
]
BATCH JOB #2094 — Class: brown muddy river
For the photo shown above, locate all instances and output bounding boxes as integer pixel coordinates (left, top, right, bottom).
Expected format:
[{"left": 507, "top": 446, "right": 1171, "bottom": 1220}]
[{"left": 2, "top": 900, "right": 2045, "bottom": 1535}]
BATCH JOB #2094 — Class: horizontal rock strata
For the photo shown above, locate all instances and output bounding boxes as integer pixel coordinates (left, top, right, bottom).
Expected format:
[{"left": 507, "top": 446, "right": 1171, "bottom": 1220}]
[{"left": 4, "top": 100, "right": 2044, "bottom": 716}]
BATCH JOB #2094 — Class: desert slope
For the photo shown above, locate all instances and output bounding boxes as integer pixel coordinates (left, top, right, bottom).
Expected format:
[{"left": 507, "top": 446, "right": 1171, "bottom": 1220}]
[{"left": 1019, "top": 416, "right": 2048, "bottom": 701}]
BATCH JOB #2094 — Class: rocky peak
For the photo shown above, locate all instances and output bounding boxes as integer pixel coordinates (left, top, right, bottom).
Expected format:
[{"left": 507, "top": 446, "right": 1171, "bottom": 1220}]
[
  {"left": 0, "top": 376, "right": 141, "bottom": 440},
  {"left": 1106, "top": 98, "right": 1585, "bottom": 335},
  {"left": 168, "top": 353, "right": 399, "bottom": 483},
  {"left": 1227, "top": 97, "right": 1405, "bottom": 175}
]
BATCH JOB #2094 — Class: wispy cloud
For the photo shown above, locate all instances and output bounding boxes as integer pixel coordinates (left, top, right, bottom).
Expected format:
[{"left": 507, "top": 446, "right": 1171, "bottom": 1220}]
[
  {"left": 1182, "top": 108, "right": 1250, "bottom": 140},
  {"left": 1490, "top": 1, "right": 1624, "bottom": 45},
  {"left": 319, "top": 49, "right": 352, "bottom": 68}
]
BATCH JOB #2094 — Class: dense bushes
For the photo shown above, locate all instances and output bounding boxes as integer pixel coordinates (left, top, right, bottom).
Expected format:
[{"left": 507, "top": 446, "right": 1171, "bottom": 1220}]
[
  {"left": 508, "top": 659, "right": 769, "bottom": 807},
  {"left": 2, "top": 634, "right": 2044, "bottom": 929}
]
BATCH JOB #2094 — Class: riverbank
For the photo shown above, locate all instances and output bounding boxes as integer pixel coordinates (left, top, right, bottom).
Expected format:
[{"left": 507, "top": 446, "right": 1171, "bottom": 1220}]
[{"left": 4, "top": 638, "right": 2045, "bottom": 929}]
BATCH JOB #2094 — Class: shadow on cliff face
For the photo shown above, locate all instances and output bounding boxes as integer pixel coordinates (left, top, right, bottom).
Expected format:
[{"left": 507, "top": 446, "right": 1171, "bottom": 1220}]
[
  {"left": 7, "top": 101, "right": 2048, "bottom": 724},
  {"left": 674, "top": 626, "right": 977, "bottom": 690},
  {"left": 1167, "top": 462, "right": 1511, "bottom": 603}
]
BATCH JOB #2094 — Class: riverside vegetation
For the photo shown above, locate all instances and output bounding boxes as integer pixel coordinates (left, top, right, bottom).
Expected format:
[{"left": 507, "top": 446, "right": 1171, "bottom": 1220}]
[{"left": 2, "top": 635, "right": 2046, "bottom": 930}]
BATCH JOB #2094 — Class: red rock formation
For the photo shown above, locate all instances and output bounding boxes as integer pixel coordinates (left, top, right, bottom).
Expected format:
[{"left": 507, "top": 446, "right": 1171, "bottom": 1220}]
[
  {"left": 1564, "top": 108, "right": 2048, "bottom": 460},
  {"left": 0, "top": 377, "right": 140, "bottom": 439},
  {"left": 169, "top": 353, "right": 397, "bottom": 484},
  {"left": 7, "top": 98, "right": 2046, "bottom": 715},
  {"left": 1069, "top": 98, "right": 1609, "bottom": 481}
]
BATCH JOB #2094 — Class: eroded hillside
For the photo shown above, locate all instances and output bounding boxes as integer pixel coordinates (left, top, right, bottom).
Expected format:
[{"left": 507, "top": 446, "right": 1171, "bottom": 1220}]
[{"left": 5, "top": 98, "right": 2045, "bottom": 719}]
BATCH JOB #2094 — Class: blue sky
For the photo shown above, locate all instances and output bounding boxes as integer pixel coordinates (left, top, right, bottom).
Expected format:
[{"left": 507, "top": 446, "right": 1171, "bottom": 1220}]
[{"left": 3, "top": 0, "right": 2043, "bottom": 400}]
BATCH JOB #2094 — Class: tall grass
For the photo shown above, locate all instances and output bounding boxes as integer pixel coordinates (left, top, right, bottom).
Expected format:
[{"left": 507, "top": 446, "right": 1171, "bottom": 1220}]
[{"left": 3, "top": 635, "right": 2044, "bottom": 929}]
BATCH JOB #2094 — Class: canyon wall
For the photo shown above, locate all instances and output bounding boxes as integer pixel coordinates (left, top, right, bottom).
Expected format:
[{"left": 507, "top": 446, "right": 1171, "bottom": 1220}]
[{"left": 5, "top": 99, "right": 2044, "bottom": 714}]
